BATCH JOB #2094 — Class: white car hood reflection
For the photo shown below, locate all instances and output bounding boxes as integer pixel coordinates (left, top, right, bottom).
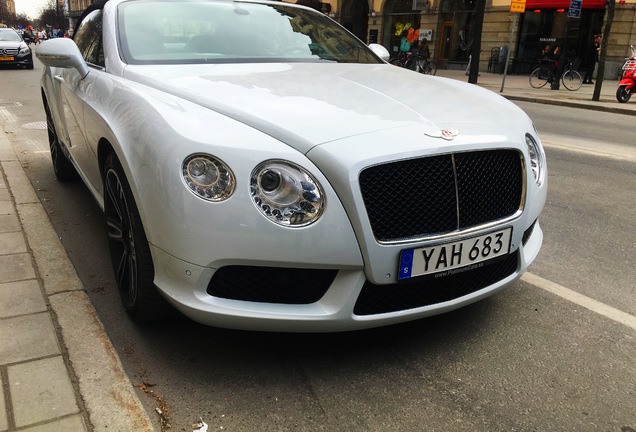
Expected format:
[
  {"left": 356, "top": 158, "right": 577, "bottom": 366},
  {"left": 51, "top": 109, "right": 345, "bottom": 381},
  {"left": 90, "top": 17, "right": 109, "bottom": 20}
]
[{"left": 123, "top": 62, "right": 525, "bottom": 153}]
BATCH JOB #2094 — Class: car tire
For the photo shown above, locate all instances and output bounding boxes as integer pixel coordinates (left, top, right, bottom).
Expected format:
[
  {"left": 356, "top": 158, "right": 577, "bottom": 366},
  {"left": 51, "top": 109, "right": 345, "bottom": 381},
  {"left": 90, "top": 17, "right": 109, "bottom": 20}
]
[
  {"left": 26, "top": 62, "right": 34, "bottom": 70},
  {"left": 44, "top": 100, "right": 78, "bottom": 181},
  {"left": 103, "top": 153, "right": 172, "bottom": 323}
]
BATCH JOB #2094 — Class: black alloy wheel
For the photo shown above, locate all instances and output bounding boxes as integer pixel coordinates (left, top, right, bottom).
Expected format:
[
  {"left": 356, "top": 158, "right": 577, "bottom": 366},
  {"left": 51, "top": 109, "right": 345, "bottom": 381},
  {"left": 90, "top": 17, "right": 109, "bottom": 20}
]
[
  {"left": 44, "top": 100, "right": 78, "bottom": 181},
  {"left": 103, "top": 153, "right": 170, "bottom": 322},
  {"left": 616, "top": 85, "right": 632, "bottom": 103}
]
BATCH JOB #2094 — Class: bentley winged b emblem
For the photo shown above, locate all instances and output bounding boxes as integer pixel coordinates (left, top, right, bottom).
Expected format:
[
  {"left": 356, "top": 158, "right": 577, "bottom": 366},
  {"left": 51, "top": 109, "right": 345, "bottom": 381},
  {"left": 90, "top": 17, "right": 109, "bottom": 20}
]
[{"left": 424, "top": 129, "right": 460, "bottom": 141}]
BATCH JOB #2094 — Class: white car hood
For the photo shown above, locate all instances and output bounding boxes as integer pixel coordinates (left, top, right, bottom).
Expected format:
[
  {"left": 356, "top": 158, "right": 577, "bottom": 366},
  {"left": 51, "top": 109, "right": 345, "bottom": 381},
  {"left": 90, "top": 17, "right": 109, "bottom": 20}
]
[{"left": 122, "top": 62, "right": 528, "bottom": 153}]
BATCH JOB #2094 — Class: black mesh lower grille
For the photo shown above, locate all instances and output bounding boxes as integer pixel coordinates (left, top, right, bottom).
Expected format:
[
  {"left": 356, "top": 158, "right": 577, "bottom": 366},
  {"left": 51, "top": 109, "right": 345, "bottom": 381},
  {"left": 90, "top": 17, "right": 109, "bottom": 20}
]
[
  {"left": 353, "top": 252, "right": 519, "bottom": 316},
  {"left": 207, "top": 266, "right": 337, "bottom": 304},
  {"left": 359, "top": 150, "right": 524, "bottom": 241}
]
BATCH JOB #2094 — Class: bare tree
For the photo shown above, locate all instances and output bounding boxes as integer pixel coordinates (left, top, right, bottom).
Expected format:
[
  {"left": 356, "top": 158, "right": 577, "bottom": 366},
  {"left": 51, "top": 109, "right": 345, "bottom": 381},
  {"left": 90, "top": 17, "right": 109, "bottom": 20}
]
[{"left": 15, "top": 13, "right": 33, "bottom": 29}]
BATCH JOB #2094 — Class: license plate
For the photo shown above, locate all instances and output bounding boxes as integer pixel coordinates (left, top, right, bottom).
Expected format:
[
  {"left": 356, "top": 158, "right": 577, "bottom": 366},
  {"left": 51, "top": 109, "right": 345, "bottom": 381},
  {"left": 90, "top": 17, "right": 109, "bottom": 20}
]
[
  {"left": 398, "top": 227, "right": 512, "bottom": 280},
  {"left": 0, "top": 56, "right": 14, "bottom": 61}
]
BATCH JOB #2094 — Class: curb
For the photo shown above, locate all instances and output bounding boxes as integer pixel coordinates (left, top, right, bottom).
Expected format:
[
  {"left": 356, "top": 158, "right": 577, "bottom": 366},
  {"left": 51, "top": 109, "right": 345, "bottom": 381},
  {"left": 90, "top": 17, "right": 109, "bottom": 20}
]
[
  {"left": 504, "top": 95, "right": 636, "bottom": 116},
  {"left": 0, "top": 133, "right": 156, "bottom": 432}
]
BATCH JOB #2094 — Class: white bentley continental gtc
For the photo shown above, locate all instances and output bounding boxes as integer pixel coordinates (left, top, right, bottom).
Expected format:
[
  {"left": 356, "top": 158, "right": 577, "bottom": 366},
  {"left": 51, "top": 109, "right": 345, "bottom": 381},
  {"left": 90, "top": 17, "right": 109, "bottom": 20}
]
[{"left": 36, "top": 0, "right": 547, "bottom": 332}]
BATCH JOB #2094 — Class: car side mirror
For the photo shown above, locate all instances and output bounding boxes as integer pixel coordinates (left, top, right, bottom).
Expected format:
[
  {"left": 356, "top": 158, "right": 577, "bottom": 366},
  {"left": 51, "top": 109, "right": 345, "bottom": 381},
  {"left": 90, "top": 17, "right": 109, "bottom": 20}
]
[
  {"left": 36, "top": 38, "right": 89, "bottom": 79},
  {"left": 368, "top": 43, "right": 390, "bottom": 62}
]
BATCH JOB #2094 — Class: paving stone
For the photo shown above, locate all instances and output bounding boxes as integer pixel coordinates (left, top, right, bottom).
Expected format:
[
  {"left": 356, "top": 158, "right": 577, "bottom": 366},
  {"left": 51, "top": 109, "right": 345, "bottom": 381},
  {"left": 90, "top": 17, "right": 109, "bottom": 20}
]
[
  {"left": 0, "top": 254, "right": 35, "bottom": 284},
  {"left": 0, "top": 213, "right": 21, "bottom": 233},
  {"left": 0, "top": 373, "right": 7, "bottom": 431},
  {"left": 20, "top": 414, "right": 87, "bottom": 432},
  {"left": 0, "top": 200, "right": 13, "bottom": 216},
  {"left": 0, "top": 188, "right": 9, "bottom": 201},
  {"left": 9, "top": 356, "right": 80, "bottom": 428},
  {"left": 0, "top": 313, "right": 60, "bottom": 364},
  {"left": 0, "top": 279, "right": 47, "bottom": 318},
  {"left": 0, "top": 231, "right": 27, "bottom": 255},
  {"left": 1, "top": 161, "right": 38, "bottom": 205}
]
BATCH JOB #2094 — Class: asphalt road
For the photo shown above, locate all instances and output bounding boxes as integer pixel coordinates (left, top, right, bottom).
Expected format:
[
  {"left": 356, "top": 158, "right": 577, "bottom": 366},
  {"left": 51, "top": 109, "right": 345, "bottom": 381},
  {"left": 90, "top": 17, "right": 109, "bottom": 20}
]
[{"left": 1, "top": 61, "right": 635, "bottom": 432}]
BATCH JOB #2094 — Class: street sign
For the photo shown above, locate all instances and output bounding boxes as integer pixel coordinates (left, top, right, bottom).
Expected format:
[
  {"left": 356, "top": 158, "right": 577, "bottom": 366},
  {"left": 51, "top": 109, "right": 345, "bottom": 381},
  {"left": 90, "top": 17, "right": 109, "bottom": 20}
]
[
  {"left": 568, "top": 0, "right": 582, "bottom": 18},
  {"left": 510, "top": 0, "right": 526, "bottom": 13}
]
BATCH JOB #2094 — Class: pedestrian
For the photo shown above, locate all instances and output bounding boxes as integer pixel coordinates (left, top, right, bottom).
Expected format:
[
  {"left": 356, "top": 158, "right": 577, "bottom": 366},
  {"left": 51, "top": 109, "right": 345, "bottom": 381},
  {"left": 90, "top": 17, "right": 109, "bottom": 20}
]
[
  {"left": 549, "top": 45, "right": 560, "bottom": 75},
  {"left": 540, "top": 44, "right": 551, "bottom": 60},
  {"left": 583, "top": 34, "right": 601, "bottom": 84},
  {"left": 37, "top": 28, "right": 46, "bottom": 44},
  {"left": 416, "top": 37, "right": 430, "bottom": 71}
]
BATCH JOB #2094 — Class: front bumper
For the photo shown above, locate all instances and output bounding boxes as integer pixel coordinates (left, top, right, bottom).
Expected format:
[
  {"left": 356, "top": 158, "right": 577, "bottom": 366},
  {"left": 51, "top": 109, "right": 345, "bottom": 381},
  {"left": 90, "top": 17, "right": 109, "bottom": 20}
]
[
  {"left": 149, "top": 220, "right": 542, "bottom": 332},
  {"left": 0, "top": 52, "right": 33, "bottom": 67}
]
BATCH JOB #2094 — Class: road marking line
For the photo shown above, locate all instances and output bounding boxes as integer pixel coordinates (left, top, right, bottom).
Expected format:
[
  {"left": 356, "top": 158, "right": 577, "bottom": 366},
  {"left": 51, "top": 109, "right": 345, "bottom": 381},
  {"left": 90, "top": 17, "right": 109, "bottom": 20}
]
[{"left": 521, "top": 272, "right": 636, "bottom": 331}]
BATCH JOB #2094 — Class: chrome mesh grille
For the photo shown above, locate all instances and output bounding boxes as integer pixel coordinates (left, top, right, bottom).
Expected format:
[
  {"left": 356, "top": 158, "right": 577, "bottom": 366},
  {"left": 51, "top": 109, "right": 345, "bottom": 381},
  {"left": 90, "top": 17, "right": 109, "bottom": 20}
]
[
  {"left": 359, "top": 150, "right": 524, "bottom": 242},
  {"left": 0, "top": 48, "right": 20, "bottom": 56}
]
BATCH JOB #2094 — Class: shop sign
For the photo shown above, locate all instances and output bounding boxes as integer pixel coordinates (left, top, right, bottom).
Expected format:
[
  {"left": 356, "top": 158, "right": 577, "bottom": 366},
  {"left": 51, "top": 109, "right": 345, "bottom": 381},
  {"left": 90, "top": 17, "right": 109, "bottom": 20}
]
[
  {"left": 568, "top": 0, "right": 582, "bottom": 17},
  {"left": 510, "top": 0, "right": 527, "bottom": 13},
  {"left": 419, "top": 29, "right": 433, "bottom": 41}
]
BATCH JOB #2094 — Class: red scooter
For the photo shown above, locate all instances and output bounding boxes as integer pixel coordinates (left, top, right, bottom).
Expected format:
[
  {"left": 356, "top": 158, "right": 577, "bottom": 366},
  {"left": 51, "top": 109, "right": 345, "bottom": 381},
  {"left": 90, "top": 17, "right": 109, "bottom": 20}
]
[{"left": 616, "top": 45, "right": 636, "bottom": 103}]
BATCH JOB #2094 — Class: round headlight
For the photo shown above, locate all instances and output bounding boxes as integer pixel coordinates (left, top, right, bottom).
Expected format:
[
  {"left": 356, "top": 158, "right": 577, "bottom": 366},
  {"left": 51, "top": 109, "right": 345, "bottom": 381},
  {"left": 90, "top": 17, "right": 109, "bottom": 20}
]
[
  {"left": 182, "top": 154, "right": 235, "bottom": 201},
  {"left": 250, "top": 161, "right": 325, "bottom": 227},
  {"left": 525, "top": 133, "right": 546, "bottom": 186}
]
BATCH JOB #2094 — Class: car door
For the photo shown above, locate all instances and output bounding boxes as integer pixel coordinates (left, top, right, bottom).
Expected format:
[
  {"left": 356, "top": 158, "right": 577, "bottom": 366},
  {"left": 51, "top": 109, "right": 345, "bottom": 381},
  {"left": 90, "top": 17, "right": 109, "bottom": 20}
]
[{"left": 57, "top": 9, "right": 104, "bottom": 191}]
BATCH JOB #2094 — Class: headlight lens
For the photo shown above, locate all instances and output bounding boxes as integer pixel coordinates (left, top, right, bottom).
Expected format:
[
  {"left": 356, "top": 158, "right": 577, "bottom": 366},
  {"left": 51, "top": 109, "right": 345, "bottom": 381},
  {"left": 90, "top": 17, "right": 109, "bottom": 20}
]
[
  {"left": 19, "top": 44, "right": 31, "bottom": 55},
  {"left": 182, "top": 154, "right": 235, "bottom": 201},
  {"left": 525, "top": 133, "right": 546, "bottom": 186},
  {"left": 250, "top": 160, "right": 325, "bottom": 227}
]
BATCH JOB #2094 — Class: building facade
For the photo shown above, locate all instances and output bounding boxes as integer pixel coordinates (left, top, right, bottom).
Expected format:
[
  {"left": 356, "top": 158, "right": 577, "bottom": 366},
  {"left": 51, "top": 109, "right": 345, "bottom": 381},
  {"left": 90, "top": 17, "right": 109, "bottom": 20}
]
[
  {"left": 67, "top": 0, "right": 92, "bottom": 30},
  {"left": 331, "top": 0, "right": 636, "bottom": 77}
]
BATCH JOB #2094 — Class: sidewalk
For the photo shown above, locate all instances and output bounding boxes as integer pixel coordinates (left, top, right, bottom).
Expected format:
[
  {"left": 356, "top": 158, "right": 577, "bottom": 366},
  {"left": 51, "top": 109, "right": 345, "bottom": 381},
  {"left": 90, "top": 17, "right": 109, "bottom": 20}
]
[
  {"left": 0, "top": 134, "right": 154, "bottom": 431},
  {"left": 436, "top": 69, "right": 636, "bottom": 116},
  {"left": 0, "top": 69, "right": 633, "bottom": 432}
]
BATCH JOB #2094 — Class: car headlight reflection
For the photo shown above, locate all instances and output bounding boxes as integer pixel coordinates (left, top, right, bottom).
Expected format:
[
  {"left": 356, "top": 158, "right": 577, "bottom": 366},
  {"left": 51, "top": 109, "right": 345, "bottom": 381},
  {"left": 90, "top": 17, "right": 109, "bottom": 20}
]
[
  {"left": 525, "top": 133, "right": 546, "bottom": 186},
  {"left": 251, "top": 161, "right": 325, "bottom": 227},
  {"left": 182, "top": 154, "right": 235, "bottom": 201}
]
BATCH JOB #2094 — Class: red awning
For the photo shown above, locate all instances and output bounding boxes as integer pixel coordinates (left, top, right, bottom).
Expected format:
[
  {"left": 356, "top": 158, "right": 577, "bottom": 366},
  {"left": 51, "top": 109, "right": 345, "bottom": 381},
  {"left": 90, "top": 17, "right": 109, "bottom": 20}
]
[{"left": 525, "top": 0, "right": 605, "bottom": 8}]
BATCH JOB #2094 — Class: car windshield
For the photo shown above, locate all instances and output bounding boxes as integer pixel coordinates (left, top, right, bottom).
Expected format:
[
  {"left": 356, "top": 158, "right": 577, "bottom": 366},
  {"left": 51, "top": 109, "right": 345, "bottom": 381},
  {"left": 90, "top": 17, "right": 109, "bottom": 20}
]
[
  {"left": 0, "top": 29, "right": 22, "bottom": 42},
  {"left": 117, "top": 0, "right": 381, "bottom": 65}
]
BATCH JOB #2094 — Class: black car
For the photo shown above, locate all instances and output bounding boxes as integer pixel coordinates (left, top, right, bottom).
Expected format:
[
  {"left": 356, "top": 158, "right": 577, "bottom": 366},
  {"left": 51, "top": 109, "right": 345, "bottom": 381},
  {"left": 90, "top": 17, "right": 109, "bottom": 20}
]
[{"left": 0, "top": 28, "right": 34, "bottom": 69}]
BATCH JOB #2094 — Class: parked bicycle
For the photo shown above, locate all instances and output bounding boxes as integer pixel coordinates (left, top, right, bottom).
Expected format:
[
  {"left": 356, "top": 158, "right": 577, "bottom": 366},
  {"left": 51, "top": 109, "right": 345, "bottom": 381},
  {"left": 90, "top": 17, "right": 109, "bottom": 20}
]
[
  {"left": 389, "top": 51, "right": 437, "bottom": 75},
  {"left": 415, "top": 55, "right": 437, "bottom": 75},
  {"left": 529, "top": 58, "right": 582, "bottom": 91}
]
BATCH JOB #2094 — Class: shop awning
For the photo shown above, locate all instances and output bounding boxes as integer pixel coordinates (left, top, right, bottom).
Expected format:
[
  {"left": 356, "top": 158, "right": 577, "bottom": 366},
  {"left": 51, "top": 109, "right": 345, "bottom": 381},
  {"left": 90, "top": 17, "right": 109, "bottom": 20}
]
[{"left": 525, "top": 0, "right": 605, "bottom": 9}]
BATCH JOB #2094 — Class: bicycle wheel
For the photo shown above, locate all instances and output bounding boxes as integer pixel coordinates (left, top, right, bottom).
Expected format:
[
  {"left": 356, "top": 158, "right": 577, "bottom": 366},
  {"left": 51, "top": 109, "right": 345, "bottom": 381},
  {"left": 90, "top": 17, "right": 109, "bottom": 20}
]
[
  {"left": 529, "top": 68, "right": 549, "bottom": 88},
  {"left": 561, "top": 69, "right": 582, "bottom": 91},
  {"left": 404, "top": 57, "right": 417, "bottom": 71},
  {"left": 421, "top": 60, "right": 437, "bottom": 75}
]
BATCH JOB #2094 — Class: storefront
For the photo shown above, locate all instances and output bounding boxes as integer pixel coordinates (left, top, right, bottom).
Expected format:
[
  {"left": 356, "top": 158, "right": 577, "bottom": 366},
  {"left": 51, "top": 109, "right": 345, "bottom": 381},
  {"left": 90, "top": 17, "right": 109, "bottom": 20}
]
[
  {"left": 512, "top": 0, "right": 605, "bottom": 73},
  {"left": 381, "top": 0, "right": 422, "bottom": 56},
  {"left": 436, "top": 0, "right": 480, "bottom": 66}
]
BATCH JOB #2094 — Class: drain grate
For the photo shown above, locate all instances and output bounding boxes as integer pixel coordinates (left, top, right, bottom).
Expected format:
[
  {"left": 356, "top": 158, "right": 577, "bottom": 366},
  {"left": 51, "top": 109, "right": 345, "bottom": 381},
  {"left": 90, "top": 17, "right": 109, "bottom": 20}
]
[
  {"left": 0, "top": 102, "right": 23, "bottom": 107},
  {"left": 22, "top": 121, "right": 47, "bottom": 130}
]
